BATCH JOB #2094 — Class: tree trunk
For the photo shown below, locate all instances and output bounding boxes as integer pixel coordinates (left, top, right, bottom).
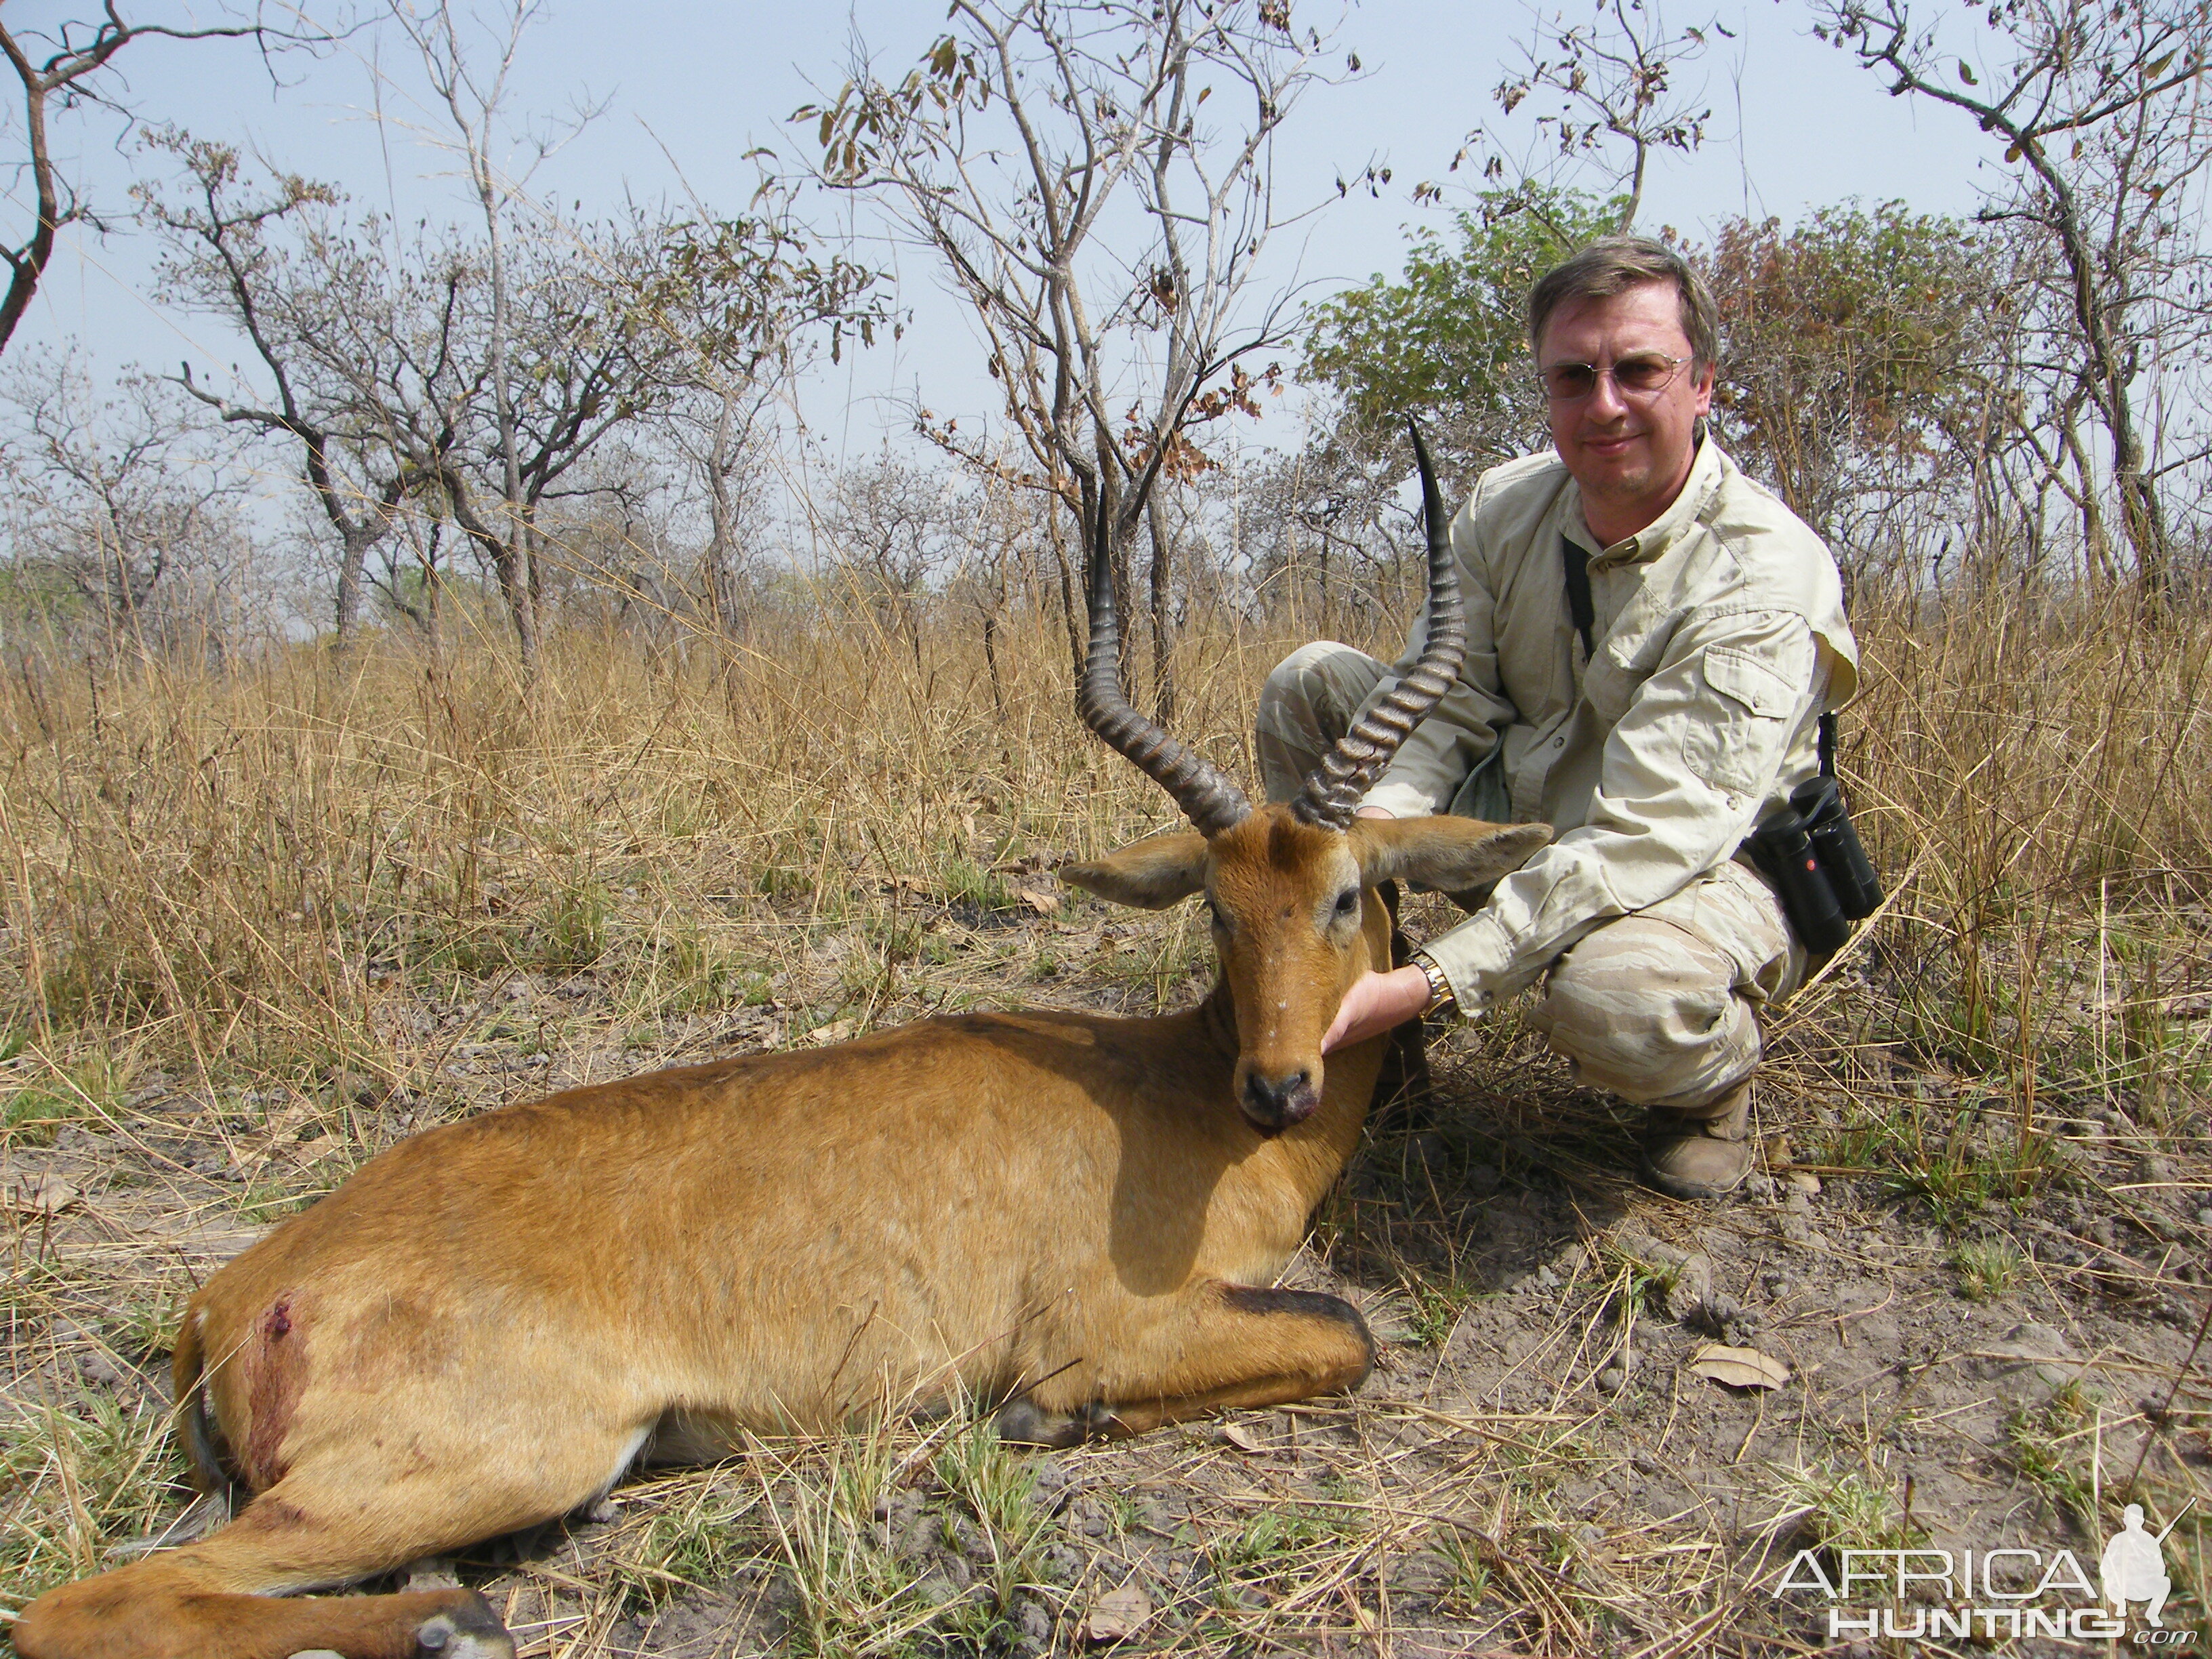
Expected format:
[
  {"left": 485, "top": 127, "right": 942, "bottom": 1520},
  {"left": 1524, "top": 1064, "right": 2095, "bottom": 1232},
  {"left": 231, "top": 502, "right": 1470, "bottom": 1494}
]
[
  {"left": 0, "top": 67, "right": 58, "bottom": 357},
  {"left": 1146, "top": 487, "right": 1176, "bottom": 724},
  {"left": 333, "top": 526, "right": 373, "bottom": 649},
  {"left": 2032, "top": 149, "right": 2171, "bottom": 605},
  {"left": 1046, "top": 495, "right": 1084, "bottom": 682}
]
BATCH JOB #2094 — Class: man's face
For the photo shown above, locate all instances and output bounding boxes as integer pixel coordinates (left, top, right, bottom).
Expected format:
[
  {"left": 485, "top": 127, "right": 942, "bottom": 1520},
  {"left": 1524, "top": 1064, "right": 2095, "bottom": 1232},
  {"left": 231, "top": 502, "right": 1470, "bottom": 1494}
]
[{"left": 1538, "top": 280, "right": 1716, "bottom": 544}]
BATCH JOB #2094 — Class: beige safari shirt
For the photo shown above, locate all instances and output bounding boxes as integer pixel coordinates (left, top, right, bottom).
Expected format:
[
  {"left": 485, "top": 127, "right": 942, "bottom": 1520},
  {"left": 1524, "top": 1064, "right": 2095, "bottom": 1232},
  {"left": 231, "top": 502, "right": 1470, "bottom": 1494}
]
[{"left": 1357, "top": 438, "right": 1860, "bottom": 1009}]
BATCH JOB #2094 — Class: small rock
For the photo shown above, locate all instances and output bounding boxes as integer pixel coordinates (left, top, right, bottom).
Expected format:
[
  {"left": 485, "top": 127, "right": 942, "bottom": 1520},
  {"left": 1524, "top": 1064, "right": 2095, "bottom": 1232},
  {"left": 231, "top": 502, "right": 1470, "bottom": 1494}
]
[
  {"left": 2195, "top": 1206, "right": 2212, "bottom": 1228},
  {"left": 1595, "top": 1365, "right": 1626, "bottom": 1394},
  {"left": 1018, "top": 1599, "right": 1052, "bottom": 1643}
]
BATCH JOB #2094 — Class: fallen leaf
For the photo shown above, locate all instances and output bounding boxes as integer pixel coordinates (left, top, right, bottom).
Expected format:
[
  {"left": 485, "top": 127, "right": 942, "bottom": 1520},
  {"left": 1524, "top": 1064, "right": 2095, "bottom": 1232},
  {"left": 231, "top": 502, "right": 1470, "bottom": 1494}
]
[
  {"left": 1085, "top": 1582, "right": 1152, "bottom": 1643},
  {"left": 1218, "top": 1421, "right": 1262, "bottom": 1452},
  {"left": 1016, "top": 886, "right": 1062, "bottom": 916},
  {"left": 8, "top": 1174, "right": 79, "bottom": 1215},
  {"left": 806, "top": 1017, "right": 859, "bottom": 1047},
  {"left": 1689, "top": 1343, "right": 1790, "bottom": 1391}
]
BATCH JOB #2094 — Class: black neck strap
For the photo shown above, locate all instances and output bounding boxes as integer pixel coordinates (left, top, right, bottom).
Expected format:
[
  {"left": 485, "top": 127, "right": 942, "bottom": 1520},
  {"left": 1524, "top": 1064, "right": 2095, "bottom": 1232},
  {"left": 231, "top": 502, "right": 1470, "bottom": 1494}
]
[{"left": 1560, "top": 534, "right": 1595, "bottom": 664}]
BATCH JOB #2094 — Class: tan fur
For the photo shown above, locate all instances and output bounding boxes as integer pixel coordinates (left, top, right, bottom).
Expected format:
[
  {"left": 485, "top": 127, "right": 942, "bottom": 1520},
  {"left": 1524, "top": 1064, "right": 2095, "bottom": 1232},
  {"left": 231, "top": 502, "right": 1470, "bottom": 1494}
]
[{"left": 14, "top": 806, "right": 1545, "bottom": 1659}]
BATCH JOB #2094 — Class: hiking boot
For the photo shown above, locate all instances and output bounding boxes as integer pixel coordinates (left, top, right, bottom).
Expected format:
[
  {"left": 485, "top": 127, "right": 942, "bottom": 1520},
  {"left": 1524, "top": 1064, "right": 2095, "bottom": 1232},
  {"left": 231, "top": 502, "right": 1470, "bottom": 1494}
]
[{"left": 1641, "top": 1081, "right": 1755, "bottom": 1200}]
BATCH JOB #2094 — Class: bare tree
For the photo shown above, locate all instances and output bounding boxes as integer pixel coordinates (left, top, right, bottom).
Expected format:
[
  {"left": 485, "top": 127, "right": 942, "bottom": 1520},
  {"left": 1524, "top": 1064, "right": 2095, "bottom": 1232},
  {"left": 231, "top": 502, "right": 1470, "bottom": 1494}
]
[
  {"left": 382, "top": 0, "right": 598, "bottom": 669},
  {"left": 1434, "top": 0, "right": 1723, "bottom": 233},
  {"left": 1816, "top": 0, "right": 2212, "bottom": 602},
  {"left": 0, "top": 3, "right": 333, "bottom": 356},
  {"left": 0, "top": 352, "right": 263, "bottom": 653},
  {"left": 825, "top": 453, "right": 957, "bottom": 674},
  {"left": 801, "top": 0, "right": 1327, "bottom": 717},
  {"left": 140, "top": 131, "right": 405, "bottom": 647}
]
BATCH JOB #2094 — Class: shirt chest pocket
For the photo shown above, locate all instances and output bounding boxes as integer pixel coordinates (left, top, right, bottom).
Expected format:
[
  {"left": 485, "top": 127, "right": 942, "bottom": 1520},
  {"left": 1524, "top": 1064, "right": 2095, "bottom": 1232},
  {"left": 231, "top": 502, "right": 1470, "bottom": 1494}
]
[{"left": 1681, "top": 644, "right": 1799, "bottom": 794}]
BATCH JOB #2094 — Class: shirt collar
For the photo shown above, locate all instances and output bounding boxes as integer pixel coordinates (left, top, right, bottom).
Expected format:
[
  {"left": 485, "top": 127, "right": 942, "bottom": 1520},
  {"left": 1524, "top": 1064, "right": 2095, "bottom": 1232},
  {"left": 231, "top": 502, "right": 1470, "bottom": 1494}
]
[{"left": 1563, "top": 436, "right": 1728, "bottom": 567}]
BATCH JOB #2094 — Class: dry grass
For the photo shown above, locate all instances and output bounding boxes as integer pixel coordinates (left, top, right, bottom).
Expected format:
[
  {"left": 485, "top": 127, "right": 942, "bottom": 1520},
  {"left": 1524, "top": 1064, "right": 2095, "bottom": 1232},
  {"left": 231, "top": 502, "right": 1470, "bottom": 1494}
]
[{"left": 1, "top": 583, "right": 2207, "bottom": 1654}]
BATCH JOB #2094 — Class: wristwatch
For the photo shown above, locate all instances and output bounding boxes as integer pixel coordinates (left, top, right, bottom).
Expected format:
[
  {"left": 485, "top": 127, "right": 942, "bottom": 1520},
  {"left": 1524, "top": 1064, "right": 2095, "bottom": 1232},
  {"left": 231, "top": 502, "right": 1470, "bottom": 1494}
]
[{"left": 1410, "top": 951, "right": 1454, "bottom": 1017}]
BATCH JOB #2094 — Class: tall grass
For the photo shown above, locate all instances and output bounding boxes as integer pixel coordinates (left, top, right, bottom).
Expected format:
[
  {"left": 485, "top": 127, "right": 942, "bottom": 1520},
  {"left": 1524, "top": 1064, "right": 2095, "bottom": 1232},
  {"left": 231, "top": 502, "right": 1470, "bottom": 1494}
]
[
  {"left": 0, "top": 605, "right": 1307, "bottom": 1092},
  {"left": 2, "top": 586, "right": 2204, "bottom": 1098}
]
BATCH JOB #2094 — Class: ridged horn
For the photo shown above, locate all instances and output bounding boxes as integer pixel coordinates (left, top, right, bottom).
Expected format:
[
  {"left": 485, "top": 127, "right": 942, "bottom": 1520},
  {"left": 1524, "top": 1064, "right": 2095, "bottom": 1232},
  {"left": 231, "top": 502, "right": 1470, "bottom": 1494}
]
[
  {"left": 1291, "top": 418, "right": 1467, "bottom": 831},
  {"left": 1076, "top": 474, "right": 1252, "bottom": 838}
]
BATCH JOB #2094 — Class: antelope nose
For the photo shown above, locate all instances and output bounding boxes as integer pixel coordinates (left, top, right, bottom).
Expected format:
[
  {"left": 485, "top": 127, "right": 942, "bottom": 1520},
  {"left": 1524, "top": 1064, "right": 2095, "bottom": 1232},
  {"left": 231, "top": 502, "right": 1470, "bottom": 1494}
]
[{"left": 1242, "top": 1067, "right": 1319, "bottom": 1130}]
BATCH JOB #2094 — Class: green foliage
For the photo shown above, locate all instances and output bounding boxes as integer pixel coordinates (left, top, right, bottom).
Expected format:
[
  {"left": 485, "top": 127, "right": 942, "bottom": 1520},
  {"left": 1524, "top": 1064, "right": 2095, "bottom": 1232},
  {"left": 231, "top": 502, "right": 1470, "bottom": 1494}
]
[
  {"left": 1, "top": 1059, "right": 117, "bottom": 1147},
  {"left": 1303, "top": 188, "right": 1622, "bottom": 473},
  {"left": 2005, "top": 1387, "right": 2104, "bottom": 1534},
  {"left": 613, "top": 1479, "right": 762, "bottom": 1612},
  {"left": 1767, "top": 1462, "right": 1919, "bottom": 1557},
  {"left": 1704, "top": 201, "right": 1999, "bottom": 529},
  {"left": 1947, "top": 1238, "right": 2024, "bottom": 1301}
]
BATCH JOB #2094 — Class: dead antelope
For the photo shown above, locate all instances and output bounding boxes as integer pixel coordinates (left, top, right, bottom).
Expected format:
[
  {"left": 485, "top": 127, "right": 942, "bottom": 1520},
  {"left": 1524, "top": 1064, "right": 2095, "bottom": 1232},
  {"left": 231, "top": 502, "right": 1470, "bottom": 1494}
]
[{"left": 16, "top": 426, "right": 1545, "bottom": 1659}]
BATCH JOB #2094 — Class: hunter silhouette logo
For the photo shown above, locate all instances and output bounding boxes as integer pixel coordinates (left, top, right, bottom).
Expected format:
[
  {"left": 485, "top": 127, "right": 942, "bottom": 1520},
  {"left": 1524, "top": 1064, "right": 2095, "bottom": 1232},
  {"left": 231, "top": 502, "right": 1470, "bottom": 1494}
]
[{"left": 2102, "top": 1502, "right": 2182, "bottom": 1629}]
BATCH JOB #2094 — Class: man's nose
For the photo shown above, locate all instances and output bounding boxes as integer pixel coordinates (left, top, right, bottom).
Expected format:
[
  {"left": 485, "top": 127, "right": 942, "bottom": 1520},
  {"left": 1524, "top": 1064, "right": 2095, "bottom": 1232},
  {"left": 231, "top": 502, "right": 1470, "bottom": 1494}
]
[{"left": 1585, "top": 370, "right": 1631, "bottom": 419}]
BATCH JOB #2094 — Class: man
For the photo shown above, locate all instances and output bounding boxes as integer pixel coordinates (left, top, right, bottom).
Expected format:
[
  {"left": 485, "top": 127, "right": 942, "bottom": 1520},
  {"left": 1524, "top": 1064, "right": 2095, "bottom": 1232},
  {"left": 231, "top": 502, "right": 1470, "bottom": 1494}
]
[{"left": 1256, "top": 235, "right": 1859, "bottom": 1200}]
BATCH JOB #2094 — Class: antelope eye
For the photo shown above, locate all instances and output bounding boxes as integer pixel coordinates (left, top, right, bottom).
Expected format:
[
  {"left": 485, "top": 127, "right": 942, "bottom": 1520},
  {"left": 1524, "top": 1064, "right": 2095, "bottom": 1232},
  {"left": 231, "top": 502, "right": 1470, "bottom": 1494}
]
[{"left": 1333, "top": 888, "right": 1359, "bottom": 918}]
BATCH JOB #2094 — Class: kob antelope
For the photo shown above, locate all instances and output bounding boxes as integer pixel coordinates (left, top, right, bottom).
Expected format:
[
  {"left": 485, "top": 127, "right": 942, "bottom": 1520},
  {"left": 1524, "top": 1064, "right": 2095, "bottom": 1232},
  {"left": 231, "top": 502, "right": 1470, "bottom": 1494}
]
[{"left": 17, "top": 427, "right": 1545, "bottom": 1659}]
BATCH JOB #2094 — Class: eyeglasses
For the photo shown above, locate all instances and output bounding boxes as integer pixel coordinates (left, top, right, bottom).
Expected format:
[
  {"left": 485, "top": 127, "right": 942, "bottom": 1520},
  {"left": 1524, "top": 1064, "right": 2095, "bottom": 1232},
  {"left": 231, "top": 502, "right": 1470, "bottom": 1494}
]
[{"left": 1538, "top": 352, "right": 1693, "bottom": 403}]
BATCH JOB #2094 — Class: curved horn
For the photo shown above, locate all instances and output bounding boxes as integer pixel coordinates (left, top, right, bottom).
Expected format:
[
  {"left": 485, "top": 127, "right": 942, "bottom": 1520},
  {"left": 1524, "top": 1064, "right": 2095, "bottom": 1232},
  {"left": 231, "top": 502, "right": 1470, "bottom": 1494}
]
[
  {"left": 1076, "top": 478, "right": 1252, "bottom": 837},
  {"left": 1291, "top": 418, "right": 1467, "bottom": 832}
]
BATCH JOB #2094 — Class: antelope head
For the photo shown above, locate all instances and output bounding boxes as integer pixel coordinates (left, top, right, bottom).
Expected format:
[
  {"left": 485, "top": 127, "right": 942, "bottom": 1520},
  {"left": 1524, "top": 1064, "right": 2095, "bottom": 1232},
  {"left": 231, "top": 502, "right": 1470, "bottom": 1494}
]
[{"left": 1060, "top": 423, "right": 1549, "bottom": 1133}]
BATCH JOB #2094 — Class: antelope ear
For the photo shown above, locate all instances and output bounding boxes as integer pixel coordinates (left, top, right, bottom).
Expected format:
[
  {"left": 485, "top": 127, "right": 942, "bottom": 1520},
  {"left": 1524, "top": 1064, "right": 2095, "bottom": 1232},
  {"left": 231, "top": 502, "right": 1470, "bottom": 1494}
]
[
  {"left": 1059, "top": 831, "right": 1209, "bottom": 910},
  {"left": 1351, "top": 818, "right": 1551, "bottom": 892}
]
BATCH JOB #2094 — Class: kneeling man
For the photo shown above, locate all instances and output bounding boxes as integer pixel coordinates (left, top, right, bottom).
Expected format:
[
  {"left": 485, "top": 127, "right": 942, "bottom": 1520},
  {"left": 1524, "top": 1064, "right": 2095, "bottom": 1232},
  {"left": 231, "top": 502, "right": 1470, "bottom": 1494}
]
[{"left": 1260, "top": 235, "right": 1859, "bottom": 1199}]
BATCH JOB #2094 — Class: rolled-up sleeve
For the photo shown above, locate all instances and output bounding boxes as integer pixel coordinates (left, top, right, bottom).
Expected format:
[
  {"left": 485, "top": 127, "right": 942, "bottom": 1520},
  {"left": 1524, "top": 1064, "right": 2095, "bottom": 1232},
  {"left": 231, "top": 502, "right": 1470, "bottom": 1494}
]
[{"left": 1423, "top": 607, "right": 1822, "bottom": 1007}]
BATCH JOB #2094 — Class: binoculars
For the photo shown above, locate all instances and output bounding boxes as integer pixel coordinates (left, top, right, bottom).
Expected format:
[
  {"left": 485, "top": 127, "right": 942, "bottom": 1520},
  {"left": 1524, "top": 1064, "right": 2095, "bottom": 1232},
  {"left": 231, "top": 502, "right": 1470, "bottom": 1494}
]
[{"left": 1744, "top": 775, "right": 1883, "bottom": 956}]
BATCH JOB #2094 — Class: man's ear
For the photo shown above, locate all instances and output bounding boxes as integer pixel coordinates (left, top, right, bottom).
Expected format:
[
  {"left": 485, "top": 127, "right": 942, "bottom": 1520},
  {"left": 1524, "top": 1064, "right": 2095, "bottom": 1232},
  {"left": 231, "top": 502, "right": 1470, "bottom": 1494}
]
[
  {"left": 1351, "top": 817, "right": 1551, "bottom": 893},
  {"left": 1058, "top": 831, "right": 1209, "bottom": 910}
]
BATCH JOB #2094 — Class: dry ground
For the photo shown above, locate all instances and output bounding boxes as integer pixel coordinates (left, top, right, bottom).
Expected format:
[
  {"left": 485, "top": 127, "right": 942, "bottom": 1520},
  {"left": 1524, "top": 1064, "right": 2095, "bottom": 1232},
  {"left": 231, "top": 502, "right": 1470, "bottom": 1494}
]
[{"left": 1, "top": 598, "right": 2209, "bottom": 1655}]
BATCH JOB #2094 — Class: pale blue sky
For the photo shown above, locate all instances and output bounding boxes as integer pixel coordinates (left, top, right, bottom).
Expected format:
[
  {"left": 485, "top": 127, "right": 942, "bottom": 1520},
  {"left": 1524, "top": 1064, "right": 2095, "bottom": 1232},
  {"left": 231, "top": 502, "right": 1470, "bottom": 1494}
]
[{"left": 10, "top": 0, "right": 2007, "bottom": 470}]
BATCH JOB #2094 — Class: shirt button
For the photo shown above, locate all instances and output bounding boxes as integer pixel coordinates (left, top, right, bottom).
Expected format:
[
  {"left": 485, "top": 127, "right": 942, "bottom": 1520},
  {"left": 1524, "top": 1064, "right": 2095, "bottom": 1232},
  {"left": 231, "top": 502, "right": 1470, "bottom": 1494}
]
[{"left": 1553, "top": 736, "right": 1565, "bottom": 750}]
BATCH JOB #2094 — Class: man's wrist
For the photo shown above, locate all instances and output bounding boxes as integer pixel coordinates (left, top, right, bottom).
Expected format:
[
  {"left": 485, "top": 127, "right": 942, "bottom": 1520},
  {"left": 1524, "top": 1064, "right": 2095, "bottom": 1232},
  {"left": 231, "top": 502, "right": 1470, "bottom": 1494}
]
[{"left": 1410, "top": 951, "right": 1454, "bottom": 1017}]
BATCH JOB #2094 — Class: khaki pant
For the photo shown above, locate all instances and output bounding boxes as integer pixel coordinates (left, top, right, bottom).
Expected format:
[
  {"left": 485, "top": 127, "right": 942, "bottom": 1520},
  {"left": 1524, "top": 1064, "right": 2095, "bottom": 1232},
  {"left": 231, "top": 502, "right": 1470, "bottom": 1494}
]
[{"left": 1258, "top": 642, "right": 1804, "bottom": 1111}]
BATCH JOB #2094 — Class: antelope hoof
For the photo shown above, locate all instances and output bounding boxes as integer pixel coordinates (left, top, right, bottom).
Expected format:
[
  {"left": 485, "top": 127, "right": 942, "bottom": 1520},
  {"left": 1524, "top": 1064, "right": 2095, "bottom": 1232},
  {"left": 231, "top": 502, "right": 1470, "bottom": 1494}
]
[
  {"left": 992, "top": 1397, "right": 1119, "bottom": 1448},
  {"left": 415, "top": 1595, "right": 516, "bottom": 1659}
]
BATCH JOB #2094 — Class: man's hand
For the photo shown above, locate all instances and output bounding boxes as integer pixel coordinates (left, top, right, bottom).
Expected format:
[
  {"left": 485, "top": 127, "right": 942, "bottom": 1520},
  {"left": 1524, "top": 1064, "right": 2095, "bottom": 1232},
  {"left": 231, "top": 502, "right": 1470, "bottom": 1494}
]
[{"left": 1322, "top": 964, "right": 1435, "bottom": 1054}]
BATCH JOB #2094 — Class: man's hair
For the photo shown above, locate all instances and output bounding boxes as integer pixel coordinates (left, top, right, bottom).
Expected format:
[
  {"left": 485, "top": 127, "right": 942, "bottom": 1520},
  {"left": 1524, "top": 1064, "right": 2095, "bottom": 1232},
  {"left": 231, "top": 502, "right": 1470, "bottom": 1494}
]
[{"left": 1527, "top": 235, "right": 1720, "bottom": 366}]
